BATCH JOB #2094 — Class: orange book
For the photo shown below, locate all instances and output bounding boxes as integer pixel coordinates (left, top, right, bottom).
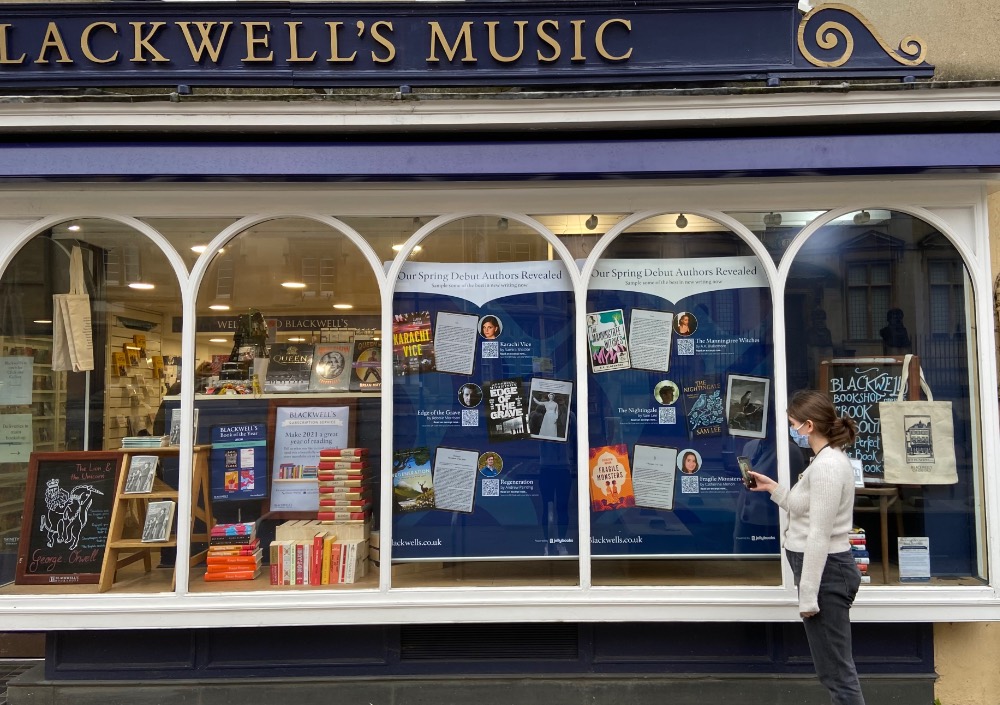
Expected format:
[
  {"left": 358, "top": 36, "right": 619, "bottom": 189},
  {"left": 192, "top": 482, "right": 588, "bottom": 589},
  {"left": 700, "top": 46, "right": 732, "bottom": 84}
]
[
  {"left": 588, "top": 444, "right": 635, "bottom": 512},
  {"left": 206, "top": 562, "right": 260, "bottom": 574},
  {"left": 206, "top": 553, "right": 262, "bottom": 567},
  {"left": 203, "top": 568, "right": 261, "bottom": 581},
  {"left": 328, "top": 542, "right": 344, "bottom": 584}
]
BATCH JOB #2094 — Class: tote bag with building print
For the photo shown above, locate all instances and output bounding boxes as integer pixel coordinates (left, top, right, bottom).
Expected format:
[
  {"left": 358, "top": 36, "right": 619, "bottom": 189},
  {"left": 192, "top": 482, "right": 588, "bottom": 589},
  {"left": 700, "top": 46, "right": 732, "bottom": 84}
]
[
  {"left": 878, "top": 354, "right": 957, "bottom": 485},
  {"left": 51, "top": 246, "right": 94, "bottom": 372}
]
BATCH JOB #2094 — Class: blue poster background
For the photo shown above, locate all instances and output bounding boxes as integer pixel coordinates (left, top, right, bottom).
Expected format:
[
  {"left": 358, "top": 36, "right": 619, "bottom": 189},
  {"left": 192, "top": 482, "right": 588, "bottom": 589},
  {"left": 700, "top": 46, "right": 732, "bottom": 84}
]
[
  {"left": 392, "top": 289, "right": 577, "bottom": 560},
  {"left": 587, "top": 287, "right": 780, "bottom": 556}
]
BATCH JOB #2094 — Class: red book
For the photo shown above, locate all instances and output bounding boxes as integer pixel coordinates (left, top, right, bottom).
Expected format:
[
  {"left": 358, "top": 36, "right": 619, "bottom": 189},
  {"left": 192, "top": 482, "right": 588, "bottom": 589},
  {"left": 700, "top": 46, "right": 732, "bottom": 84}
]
[
  {"left": 203, "top": 569, "right": 261, "bottom": 581},
  {"left": 328, "top": 542, "right": 343, "bottom": 584},
  {"left": 317, "top": 510, "right": 369, "bottom": 521},
  {"left": 207, "top": 539, "right": 260, "bottom": 555},
  {"left": 318, "top": 474, "right": 367, "bottom": 484},
  {"left": 316, "top": 489, "right": 370, "bottom": 500},
  {"left": 317, "top": 460, "right": 368, "bottom": 470},
  {"left": 320, "top": 447, "right": 368, "bottom": 457},
  {"left": 310, "top": 533, "right": 324, "bottom": 586},
  {"left": 206, "top": 562, "right": 260, "bottom": 573},
  {"left": 295, "top": 543, "right": 305, "bottom": 585},
  {"left": 319, "top": 498, "right": 370, "bottom": 507},
  {"left": 206, "top": 553, "right": 262, "bottom": 567},
  {"left": 269, "top": 543, "right": 280, "bottom": 585}
]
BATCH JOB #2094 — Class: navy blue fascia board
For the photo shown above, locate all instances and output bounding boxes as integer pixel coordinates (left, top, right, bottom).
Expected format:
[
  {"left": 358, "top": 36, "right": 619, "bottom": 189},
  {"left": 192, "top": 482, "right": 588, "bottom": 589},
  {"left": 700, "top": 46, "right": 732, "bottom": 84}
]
[
  {"left": 0, "top": 1, "right": 932, "bottom": 88},
  {"left": 0, "top": 133, "right": 997, "bottom": 181}
]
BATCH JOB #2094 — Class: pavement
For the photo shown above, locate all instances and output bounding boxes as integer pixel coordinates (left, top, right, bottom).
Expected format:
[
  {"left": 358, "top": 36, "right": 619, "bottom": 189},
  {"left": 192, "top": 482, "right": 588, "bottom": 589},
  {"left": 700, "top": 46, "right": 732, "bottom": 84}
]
[{"left": 0, "top": 663, "right": 39, "bottom": 705}]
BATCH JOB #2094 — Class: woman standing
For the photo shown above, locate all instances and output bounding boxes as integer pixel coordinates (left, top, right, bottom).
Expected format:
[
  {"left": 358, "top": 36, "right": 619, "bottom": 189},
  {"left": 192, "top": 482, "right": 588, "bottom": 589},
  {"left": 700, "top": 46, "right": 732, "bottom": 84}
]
[{"left": 748, "top": 390, "right": 865, "bottom": 705}]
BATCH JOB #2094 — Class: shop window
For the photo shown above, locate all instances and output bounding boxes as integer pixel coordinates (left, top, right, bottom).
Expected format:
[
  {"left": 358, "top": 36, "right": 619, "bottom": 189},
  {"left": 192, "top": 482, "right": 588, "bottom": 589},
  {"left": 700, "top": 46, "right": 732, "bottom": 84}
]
[
  {"left": 785, "top": 210, "right": 985, "bottom": 585},
  {"left": 585, "top": 213, "right": 780, "bottom": 587},
  {"left": 389, "top": 215, "right": 578, "bottom": 589},
  {"left": 0, "top": 219, "right": 183, "bottom": 594}
]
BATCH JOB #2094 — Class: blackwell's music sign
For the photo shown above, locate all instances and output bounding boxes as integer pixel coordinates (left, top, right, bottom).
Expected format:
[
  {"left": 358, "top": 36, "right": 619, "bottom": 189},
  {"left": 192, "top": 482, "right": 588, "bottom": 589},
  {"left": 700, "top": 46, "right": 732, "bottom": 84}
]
[{"left": 0, "top": 1, "right": 931, "bottom": 88}]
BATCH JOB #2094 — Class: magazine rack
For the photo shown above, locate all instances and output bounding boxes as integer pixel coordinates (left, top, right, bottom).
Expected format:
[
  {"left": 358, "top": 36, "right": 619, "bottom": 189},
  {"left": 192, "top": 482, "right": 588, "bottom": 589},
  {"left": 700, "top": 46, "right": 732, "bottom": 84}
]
[{"left": 98, "top": 445, "right": 214, "bottom": 592}]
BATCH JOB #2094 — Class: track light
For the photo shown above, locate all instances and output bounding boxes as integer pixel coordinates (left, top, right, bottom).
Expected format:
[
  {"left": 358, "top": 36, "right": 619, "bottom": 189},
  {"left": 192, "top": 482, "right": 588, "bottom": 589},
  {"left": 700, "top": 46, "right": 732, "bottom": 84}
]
[
  {"left": 675, "top": 213, "right": 688, "bottom": 229},
  {"left": 497, "top": 217, "right": 508, "bottom": 230},
  {"left": 585, "top": 214, "right": 598, "bottom": 231},
  {"left": 763, "top": 212, "right": 783, "bottom": 227},
  {"left": 853, "top": 210, "right": 871, "bottom": 225}
]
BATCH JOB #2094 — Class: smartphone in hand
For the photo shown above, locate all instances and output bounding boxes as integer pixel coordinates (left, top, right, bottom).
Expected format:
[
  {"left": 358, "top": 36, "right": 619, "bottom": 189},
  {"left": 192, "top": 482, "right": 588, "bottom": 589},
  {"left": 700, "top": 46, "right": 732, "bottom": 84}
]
[{"left": 737, "top": 456, "right": 757, "bottom": 488}]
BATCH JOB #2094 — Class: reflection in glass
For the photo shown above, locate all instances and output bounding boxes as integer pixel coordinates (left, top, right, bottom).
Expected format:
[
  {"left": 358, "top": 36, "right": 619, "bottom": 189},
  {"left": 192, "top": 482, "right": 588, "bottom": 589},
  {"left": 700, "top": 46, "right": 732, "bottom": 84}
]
[{"left": 786, "top": 209, "right": 984, "bottom": 584}]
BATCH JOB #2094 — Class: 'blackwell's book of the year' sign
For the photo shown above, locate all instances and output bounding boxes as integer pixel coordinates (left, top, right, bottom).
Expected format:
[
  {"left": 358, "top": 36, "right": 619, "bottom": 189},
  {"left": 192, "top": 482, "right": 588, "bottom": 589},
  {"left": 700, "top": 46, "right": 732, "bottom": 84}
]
[{"left": 210, "top": 424, "right": 267, "bottom": 501}]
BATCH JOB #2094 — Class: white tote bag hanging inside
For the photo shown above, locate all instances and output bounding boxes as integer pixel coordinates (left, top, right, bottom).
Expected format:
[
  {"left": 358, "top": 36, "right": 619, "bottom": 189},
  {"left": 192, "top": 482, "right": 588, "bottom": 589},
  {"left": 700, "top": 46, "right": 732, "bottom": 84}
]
[
  {"left": 51, "top": 245, "right": 95, "bottom": 372},
  {"left": 878, "top": 354, "right": 957, "bottom": 485}
]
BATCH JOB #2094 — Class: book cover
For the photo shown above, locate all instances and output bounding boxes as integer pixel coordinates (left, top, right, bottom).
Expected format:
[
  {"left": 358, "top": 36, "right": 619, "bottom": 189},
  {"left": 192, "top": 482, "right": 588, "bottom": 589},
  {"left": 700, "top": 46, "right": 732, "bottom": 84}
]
[
  {"left": 682, "top": 379, "right": 724, "bottom": 437},
  {"left": 209, "top": 423, "right": 267, "bottom": 502},
  {"left": 203, "top": 568, "right": 261, "bottom": 581},
  {"left": 264, "top": 343, "right": 315, "bottom": 393},
  {"left": 588, "top": 444, "right": 636, "bottom": 512},
  {"left": 393, "top": 447, "right": 434, "bottom": 513},
  {"left": 392, "top": 311, "right": 435, "bottom": 376},
  {"left": 485, "top": 379, "right": 528, "bottom": 441},
  {"left": 310, "top": 342, "right": 355, "bottom": 392},
  {"left": 208, "top": 539, "right": 260, "bottom": 555},
  {"left": 141, "top": 500, "right": 176, "bottom": 542},
  {"left": 112, "top": 351, "right": 128, "bottom": 377},
  {"left": 317, "top": 460, "right": 368, "bottom": 470},
  {"left": 587, "top": 309, "right": 631, "bottom": 373},
  {"left": 123, "top": 455, "right": 158, "bottom": 494},
  {"left": 317, "top": 478, "right": 367, "bottom": 489},
  {"left": 349, "top": 338, "right": 382, "bottom": 391},
  {"left": 123, "top": 342, "right": 140, "bottom": 367},
  {"left": 206, "top": 549, "right": 263, "bottom": 566}
]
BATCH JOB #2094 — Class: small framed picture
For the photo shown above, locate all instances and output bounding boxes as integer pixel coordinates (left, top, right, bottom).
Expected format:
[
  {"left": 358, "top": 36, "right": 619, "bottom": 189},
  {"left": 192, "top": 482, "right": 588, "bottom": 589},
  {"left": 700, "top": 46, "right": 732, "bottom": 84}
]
[{"left": 725, "top": 374, "right": 770, "bottom": 439}]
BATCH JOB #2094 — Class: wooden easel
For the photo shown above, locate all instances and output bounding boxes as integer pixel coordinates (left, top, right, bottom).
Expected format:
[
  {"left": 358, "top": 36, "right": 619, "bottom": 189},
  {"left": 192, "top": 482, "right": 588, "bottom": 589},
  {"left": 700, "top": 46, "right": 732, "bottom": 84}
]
[{"left": 98, "top": 445, "right": 213, "bottom": 592}]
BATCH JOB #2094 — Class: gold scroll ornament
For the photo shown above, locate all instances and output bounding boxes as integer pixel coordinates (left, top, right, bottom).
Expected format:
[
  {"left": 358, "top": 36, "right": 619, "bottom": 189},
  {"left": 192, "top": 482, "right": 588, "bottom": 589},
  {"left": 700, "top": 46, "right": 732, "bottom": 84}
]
[{"left": 797, "top": 3, "right": 927, "bottom": 68}]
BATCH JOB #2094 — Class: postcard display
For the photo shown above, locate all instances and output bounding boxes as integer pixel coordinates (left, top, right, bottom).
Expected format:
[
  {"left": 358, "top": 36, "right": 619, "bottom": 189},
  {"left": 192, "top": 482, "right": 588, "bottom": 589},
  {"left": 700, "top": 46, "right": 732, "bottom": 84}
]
[
  {"left": 392, "top": 261, "right": 577, "bottom": 559},
  {"left": 587, "top": 256, "right": 779, "bottom": 556}
]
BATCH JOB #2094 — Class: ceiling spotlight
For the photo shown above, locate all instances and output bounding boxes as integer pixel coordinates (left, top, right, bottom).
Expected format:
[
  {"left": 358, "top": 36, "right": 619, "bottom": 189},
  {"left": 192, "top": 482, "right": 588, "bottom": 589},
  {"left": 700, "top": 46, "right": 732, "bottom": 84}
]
[
  {"left": 209, "top": 338, "right": 227, "bottom": 343},
  {"left": 585, "top": 214, "right": 598, "bottom": 230},
  {"left": 281, "top": 281, "right": 307, "bottom": 289},
  {"left": 67, "top": 224, "right": 81, "bottom": 232},
  {"left": 209, "top": 304, "right": 231, "bottom": 311},
  {"left": 763, "top": 212, "right": 783, "bottom": 227},
  {"left": 333, "top": 304, "right": 353, "bottom": 310},
  {"left": 128, "top": 282, "right": 155, "bottom": 290},
  {"left": 191, "top": 245, "right": 207, "bottom": 254},
  {"left": 675, "top": 213, "right": 688, "bottom": 229},
  {"left": 853, "top": 210, "right": 871, "bottom": 225},
  {"left": 497, "top": 217, "right": 509, "bottom": 230},
  {"left": 33, "top": 319, "right": 52, "bottom": 324},
  {"left": 287, "top": 337, "right": 306, "bottom": 343},
  {"left": 392, "top": 244, "right": 422, "bottom": 252}
]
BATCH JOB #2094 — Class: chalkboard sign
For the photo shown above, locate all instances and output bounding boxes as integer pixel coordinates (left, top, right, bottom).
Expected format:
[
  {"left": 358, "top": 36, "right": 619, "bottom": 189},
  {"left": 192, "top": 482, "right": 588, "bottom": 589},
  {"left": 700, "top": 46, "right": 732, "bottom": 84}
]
[
  {"left": 15, "top": 452, "right": 122, "bottom": 585},
  {"left": 819, "top": 356, "right": 920, "bottom": 484}
]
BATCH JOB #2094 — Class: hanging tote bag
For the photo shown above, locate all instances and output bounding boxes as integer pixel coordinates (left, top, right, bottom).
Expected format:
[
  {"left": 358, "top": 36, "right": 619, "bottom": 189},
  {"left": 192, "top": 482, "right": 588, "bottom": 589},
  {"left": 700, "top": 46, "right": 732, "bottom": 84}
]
[
  {"left": 878, "top": 354, "right": 957, "bottom": 485},
  {"left": 51, "top": 246, "right": 95, "bottom": 372}
]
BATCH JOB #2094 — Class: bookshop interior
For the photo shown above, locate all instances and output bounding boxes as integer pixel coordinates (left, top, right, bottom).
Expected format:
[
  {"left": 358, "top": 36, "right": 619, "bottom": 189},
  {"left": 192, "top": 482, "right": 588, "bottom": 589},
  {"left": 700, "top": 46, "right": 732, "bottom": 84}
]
[{"left": 0, "top": 193, "right": 991, "bottom": 614}]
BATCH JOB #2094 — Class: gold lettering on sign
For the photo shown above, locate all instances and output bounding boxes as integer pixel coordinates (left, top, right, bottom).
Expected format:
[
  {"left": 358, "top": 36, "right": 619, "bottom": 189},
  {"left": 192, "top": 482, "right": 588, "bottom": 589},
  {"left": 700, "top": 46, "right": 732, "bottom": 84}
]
[
  {"left": 536, "top": 19, "right": 560, "bottom": 62},
  {"left": 595, "top": 19, "right": 631, "bottom": 61},
  {"left": 130, "top": 22, "right": 168, "bottom": 63},
  {"left": 0, "top": 24, "right": 27, "bottom": 64},
  {"left": 36, "top": 22, "right": 72, "bottom": 64},
  {"left": 427, "top": 21, "right": 476, "bottom": 63},
  {"left": 570, "top": 19, "right": 585, "bottom": 61},
  {"left": 285, "top": 22, "right": 316, "bottom": 62},
  {"left": 370, "top": 20, "right": 395, "bottom": 63},
  {"left": 177, "top": 21, "right": 231, "bottom": 63},
  {"left": 241, "top": 21, "right": 273, "bottom": 62},
  {"left": 324, "top": 22, "right": 357, "bottom": 63},
  {"left": 81, "top": 22, "right": 118, "bottom": 64},
  {"left": 485, "top": 20, "right": 526, "bottom": 63}
]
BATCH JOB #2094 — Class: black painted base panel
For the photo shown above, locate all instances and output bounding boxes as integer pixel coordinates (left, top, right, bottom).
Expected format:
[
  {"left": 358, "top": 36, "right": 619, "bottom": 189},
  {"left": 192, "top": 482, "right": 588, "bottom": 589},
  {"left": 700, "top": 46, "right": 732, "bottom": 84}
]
[{"left": 8, "top": 667, "right": 936, "bottom": 705}]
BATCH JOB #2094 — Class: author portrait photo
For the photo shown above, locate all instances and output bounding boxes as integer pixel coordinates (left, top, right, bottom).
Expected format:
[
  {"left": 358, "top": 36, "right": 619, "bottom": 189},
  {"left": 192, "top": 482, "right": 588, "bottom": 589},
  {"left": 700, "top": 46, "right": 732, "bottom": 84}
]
[
  {"left": 458, "top": 383, "right": 483, "bottom": 408},
  {"left": 479, "top": 315, "right": 502, "bottom": 340},
  {"left": 674, "top": 312, "right": 698, "bottom": 337}
]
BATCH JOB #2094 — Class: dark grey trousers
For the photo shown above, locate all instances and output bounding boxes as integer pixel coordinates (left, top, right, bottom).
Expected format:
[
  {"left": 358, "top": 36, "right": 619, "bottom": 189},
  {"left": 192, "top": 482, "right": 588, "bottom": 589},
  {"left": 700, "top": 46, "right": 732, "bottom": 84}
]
[{"left": 786, "top": 549, "right": 866, "bottom": 705}]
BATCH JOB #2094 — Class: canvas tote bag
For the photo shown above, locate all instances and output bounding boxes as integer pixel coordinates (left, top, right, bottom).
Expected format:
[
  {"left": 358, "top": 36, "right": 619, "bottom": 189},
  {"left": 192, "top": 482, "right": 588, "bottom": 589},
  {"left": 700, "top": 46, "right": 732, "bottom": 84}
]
[
  {"left": 878, "top": 354, "right": 957, "bottom": 485},
  {"left": 51, "top": 246, "right": 95, "bottom": 372}
]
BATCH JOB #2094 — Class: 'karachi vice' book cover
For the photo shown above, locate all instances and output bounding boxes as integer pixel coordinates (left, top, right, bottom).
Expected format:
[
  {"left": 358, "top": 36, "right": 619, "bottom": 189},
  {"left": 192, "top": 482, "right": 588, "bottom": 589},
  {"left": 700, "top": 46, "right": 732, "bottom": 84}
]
[
  {"left": 589, "top": 444, "right": 636, "bottom": 512},
  {"left": 392, "top": 311, "right": 436, "bottom": 376},
  {"left": 587, "top": 309, "right": 631, "bottom": 373}
]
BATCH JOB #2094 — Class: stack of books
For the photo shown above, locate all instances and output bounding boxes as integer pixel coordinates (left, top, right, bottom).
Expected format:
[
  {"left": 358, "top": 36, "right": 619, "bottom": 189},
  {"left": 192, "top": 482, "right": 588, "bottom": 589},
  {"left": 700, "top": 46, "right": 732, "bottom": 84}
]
[
  {"left": 316, "top": 447, "right": 373, "bottom": 523},
  {"left": 204, "top": 521, "right": 262, "bottom": 582},
  {"left": 850, "top": 527, "right": 870, "bottom": 584},
  {"left": 121, "top": 435, "right": 170, "bottom": 449},
  {"left": 269, "top": 520, "right": 368, "bottom": 585}
]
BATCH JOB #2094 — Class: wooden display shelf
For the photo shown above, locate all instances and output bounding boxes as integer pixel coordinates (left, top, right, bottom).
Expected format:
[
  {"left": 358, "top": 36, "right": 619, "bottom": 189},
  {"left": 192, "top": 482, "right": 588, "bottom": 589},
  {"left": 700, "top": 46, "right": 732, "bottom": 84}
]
[{"left": 98, "top": 445, "right": 214, "bottom": 592}]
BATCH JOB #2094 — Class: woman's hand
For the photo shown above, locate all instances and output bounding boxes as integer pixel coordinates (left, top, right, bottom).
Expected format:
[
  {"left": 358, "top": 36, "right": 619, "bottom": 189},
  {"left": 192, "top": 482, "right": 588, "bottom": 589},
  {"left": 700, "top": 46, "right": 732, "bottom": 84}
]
[{"left": 748, "top": 471, "right": 777, "bottom": 493}]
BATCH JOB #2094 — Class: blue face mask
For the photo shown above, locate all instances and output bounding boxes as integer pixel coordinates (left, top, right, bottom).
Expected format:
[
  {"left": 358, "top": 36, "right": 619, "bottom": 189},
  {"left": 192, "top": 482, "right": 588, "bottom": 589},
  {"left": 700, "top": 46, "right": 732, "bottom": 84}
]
[{"left": 789, "top": 421, "right": 811, "bottom": 448}]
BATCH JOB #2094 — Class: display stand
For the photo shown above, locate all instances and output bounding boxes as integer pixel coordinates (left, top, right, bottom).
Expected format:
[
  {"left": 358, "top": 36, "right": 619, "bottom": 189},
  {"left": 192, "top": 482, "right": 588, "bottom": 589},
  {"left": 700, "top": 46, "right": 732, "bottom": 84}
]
[{"left": 98, "top": 445, "right": 213, "bottom": 592}]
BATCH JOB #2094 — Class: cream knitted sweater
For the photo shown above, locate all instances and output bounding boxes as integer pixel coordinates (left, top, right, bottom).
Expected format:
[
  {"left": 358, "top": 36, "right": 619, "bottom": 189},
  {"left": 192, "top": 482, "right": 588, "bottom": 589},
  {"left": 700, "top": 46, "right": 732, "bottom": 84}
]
[{"left": 769, "top": 447, "right": 856, "bottom": 614}]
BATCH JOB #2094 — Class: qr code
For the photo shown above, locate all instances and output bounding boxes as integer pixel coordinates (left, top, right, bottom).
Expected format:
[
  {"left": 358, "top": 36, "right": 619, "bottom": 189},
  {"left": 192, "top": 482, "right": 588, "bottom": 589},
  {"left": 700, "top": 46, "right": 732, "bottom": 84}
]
[
  {"left": 658, "top": 407, "right": 676, "bottom": 425},
  {"left": 461, "top": 409, "right": 479, "bottom": 427},
  {"left": 482, "top": 341, "right": 500, "bottom": 359},
  {"left": 482, "top": 478, "right": 500, "bottom": 497},
  {"left": 676, "top": 338, "right": 695, "bottom": 356},
  {"left": 680, "top": 475, "right": 700, "bottom": 494}
]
